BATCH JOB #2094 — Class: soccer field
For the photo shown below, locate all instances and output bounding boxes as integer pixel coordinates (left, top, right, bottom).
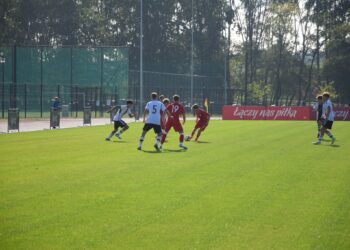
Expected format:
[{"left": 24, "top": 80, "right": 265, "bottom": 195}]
[{"left": 1, "top": 121, "right": 349, "bottom": 249}]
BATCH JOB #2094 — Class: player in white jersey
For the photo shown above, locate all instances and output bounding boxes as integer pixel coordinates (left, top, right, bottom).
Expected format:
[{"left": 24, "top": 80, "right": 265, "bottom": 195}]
[
  {"left": 313, "top": 92, "right": 336, "bottom": 145},
  {"left": 105, "top": 100, "right": 134, "bottom": 141},
  {"left": 137, "top": 92, "right": 166, "bottom": 151}
]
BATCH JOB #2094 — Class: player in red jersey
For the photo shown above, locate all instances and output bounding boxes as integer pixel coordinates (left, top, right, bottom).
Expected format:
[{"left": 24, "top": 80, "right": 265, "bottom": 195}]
[
  {"left": 160, "top": 95, "right": 187, "bottom": 150},
  {"left": 161, "top": 98, "right": 170, "bottom": 134},
  {"left": 188, "top": 104, "right": 209, "bottom": 141}
]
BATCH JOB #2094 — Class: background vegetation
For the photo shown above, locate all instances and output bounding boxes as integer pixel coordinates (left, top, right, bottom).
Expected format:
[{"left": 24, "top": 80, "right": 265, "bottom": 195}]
[{"left": 0, "top": 0, "right": 349, "bottom": 105}]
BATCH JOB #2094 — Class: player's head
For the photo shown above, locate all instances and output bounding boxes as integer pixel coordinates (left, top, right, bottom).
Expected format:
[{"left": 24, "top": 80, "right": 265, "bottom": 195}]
[
  {"left": 191, "top": 104, "right": 199, "bottom": 110},
  {"left": 54, "top": 96, "right": 59, "bottom": 100},
  {"left": 322, "top": 92, "right": 330, "bottom": 100},
  {"left": 163, "top": 98, "right": 170, "bottom": 106},
  {"left": 173, "top": 95, "right": 180, "bottom": 102},
  {"left": 151, "top": 92, "right": 158, "bottom": 100},
  {"left": 126, "top": 100, "right": 133, "bottom": 107},
  {"left": 317, "top": 95, "right": 323, "bottom": 103},
  {"left": 159, "top": 95, "right": 165, "bottom": 101}
]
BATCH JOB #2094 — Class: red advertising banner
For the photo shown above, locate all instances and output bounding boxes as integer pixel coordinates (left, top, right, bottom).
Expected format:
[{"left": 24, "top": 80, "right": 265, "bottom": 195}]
[
  {"left": 223, "top": 106, "right": 350, "bottom": 121},
  {"left": 222, "top": 106, "right": 312, "bottom": 120},
  {"left": 311, "top": 107, "right": 350, "bottom": 121}
]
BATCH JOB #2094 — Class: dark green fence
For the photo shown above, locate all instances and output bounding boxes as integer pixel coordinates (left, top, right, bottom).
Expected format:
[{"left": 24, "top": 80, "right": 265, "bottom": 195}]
[{"left": 0, "top": 45, "right": 128, "bottom": 117}]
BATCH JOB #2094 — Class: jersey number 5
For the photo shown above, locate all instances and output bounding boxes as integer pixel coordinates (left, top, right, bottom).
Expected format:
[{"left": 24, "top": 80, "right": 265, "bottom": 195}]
[{"left": 152, "top": 105, "right": 157, "bottom": 114}]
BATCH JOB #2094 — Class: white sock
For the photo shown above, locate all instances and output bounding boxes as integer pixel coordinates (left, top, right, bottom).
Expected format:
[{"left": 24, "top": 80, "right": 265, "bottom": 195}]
[{"left": 139, "top": 137, "right": 144, "bottom": 147}]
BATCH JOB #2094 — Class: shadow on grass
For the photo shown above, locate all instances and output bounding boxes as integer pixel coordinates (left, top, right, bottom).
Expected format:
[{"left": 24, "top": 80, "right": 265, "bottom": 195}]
[
  {"left": 141, "top": 148, "right": 187, "bottom": 154},
  {"left": 313, "top": 143, "right": 340, "bottom": 148},
  {"left": 196, "top": 141, "right": 211, "bottom": 144},
  {"left": 112, "top": 140, "right": 128, "bottom": 143}
]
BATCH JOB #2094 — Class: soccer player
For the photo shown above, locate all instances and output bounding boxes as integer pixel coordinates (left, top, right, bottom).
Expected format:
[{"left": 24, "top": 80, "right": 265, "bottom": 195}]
[
  {"left": 160, "top": 95, "right": 187, "bottom": 150},
  {"left": 138, "top": 92, "right": 166, "bottom": 151},
  {"left": 313, "top": 92, "right": 336, "bottom": 145},
  {"left": 105, "top": 100, "right": 134, "bottom": 141},
  {"left": 313, "top": 95, "right": 323, "bottom": 138},
  {"left": 159, "top": 95, "right": 165, "bottom": 102},
  {"left": 188, "top": 104, "right": 209, "bottom": 142}
]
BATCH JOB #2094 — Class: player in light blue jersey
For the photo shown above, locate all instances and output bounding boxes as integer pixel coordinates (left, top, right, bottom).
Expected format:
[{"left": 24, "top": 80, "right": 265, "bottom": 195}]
[{"left": 313, "top": 92, "right": 336, "bottom": 145}]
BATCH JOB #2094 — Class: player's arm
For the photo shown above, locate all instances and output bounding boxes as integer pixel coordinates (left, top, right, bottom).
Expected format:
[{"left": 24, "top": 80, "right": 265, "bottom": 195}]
[
  {"left": 182, "top": 112, "right": 186, "bottom": 124},
  {"left": 107, "top": 106, "right": 117, "bottom": 113},
  {"left": 325, "top": 106, "right": 331, "bottom": 120},
  {"left": 128, "top": 109, "right": 135, "bottom": 118},
  {"left": 143, "top": 109, "right": 149, "bottom": 123}
]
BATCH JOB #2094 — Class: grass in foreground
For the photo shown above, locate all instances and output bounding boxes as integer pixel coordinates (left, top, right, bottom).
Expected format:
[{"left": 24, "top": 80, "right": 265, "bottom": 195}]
[{"left": 0, "top": 121, "right": 350, "bottom": 250}]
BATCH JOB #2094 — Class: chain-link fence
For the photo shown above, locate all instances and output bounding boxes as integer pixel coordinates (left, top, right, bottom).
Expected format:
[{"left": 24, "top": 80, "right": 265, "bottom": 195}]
[
  {"left": 0, "top": 45, "right": 129, "bottom": 118},
  {"left": 0, "top": 45, "right": 232, "bottom": 118}
]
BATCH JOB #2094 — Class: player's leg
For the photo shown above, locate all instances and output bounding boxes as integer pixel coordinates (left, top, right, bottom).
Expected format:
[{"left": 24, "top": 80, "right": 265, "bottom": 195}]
[
  {"left": 324, "top": 121, "right": 335, "bottom": 144},
  {"left": 106, "top": 122, "right": 119, "bottom": 141},
  {"left": 161, "top": 121, "right": 172, "bottom": 145},
  {"left": 138, "top": 124, "right": 150, "bottom": 150},
  {"left": 195, "top": 123, "right": 207, "bottom": 141},
  {"left": 314, "top": 124, "right": 326, "bottom": 144},
  {"left": 178, "top": 130, "right": 187, "bottom": 149},
  {"left": 175, "top": 122, "right": 187, "bottom": 149},
  {"left": 190, "top": 127, "right": 198, "bottom": 140},
  {"left": 317, "top": 120, "right": 322, "bottom": 138},
  {"left": 152, "top": 125, "right": 162, "bottom": 151},
  {"left": 115, "top": 121, "right": 129, "bottom": 139}
]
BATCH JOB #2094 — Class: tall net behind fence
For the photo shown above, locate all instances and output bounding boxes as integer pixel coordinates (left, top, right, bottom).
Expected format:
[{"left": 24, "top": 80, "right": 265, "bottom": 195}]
[{"left": 0, "top": 46, "right": 128, "bottom": 118}]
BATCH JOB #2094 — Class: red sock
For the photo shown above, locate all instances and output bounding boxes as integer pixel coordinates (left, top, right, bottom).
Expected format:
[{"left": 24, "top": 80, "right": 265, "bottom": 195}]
[
  {"left": 180, "top": 134, "right": 184, "bottom": 143},
  {"left": 161, "top": 134, "right": 167, "bottom": 144}
]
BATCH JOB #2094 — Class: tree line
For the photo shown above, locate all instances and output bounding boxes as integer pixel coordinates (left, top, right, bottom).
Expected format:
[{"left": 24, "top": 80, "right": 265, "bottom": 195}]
[{"left": 1, "top": 0, "right": 349, "bottom": 105}]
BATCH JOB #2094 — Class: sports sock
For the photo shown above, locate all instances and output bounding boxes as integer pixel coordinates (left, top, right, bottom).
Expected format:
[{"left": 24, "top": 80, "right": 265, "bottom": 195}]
[
  {"left": 326, "top": 131, "right": 333, "bottom": 138},
  {"left": 161, "top": 133, "right": 167, "bottom": 144},
  {"left": 318, "top": 135, "right": 323, "bottom": 142},
  {"left": 138, "top": 137, "right": 144, "bottom": 147},
  {"left": 156, "top": 135, "right": 161, "bottom": 145},
  {"left": 179, "top": 133, "right": 184, "bottom": 143},
  {"left": 107, "top": 131, "right": 115, "bottom": 139}
]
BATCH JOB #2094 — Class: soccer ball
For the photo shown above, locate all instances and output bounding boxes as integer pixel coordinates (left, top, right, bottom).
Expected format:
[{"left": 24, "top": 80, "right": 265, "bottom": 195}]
[{"left": 185, "top": 135, "right": 191, "bottom": 141}]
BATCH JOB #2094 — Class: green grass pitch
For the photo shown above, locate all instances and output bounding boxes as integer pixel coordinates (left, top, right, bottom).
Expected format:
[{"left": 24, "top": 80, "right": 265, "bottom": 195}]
[{"left": 1, "top": 120, "right": 350, "bottom": 249}]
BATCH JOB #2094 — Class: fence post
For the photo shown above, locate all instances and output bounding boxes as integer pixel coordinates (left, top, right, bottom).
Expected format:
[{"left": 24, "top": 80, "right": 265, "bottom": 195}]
[
  {"left": 24, "top": 84, "right": 27, "bottom": 118},
  {"left": 75, "top": 85, "right": 78, "bottom": 118},
  {"left": 1, "top": 73, "right": 4, "bottom": 119},
  {"left": 83, "top": 106, "right": 91, "bottom": 126},
  {"left": 8, "top": 108, "right": 19, "bottom": 132},
  {"left": 40, "top": 47, "right": 43, "bottom": 118},
  {"left": 12, "top": 45, "right": 17, "bottom": 109},
  {"left": 50, "top": 107, "right": 60, "bottom": 129},
  {"left": 100, "top": 47, "right": 104, "bottom": 117}
]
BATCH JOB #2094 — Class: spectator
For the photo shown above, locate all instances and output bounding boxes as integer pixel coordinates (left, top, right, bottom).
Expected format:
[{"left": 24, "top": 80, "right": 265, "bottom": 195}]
[{"left": 52, "top": 97, "right": 61, "bottom": 110}]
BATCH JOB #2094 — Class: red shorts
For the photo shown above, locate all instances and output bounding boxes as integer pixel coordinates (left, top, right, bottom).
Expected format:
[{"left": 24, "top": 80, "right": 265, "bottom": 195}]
[
  {"left": 195, "top": 120, "right": 208, "bottom": 131},
  {"left": 165, "top": 119, "right": 183, "bottom": 133}
]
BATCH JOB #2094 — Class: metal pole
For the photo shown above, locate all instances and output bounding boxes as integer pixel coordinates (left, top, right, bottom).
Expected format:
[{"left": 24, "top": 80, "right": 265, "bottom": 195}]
[
  {"left": 190, "top": 0, "right": 194, "bottom": 105},
  {"left": 40, "top": 47, "right": 43, "bottom": 117},
  {"left": 224, "top": 21, "right": 228, "bottom": 105},
  {"left": 24, "top": 84, "right": 27, "bottom": 118},
  {"left": 12, "top": 45, "right": 17, "bottom": 109},
  {"left": 2, "top": 59, "right": 4, "bottom": 118},
  {"left": 70, "top": 47, "right": 73, "bottom": 117},
  {"left": 100, "top": 47, "right": 104, "bottom": 117},
  {"left": 140, "top": 0, "right": 144, "bottom": 115}
]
